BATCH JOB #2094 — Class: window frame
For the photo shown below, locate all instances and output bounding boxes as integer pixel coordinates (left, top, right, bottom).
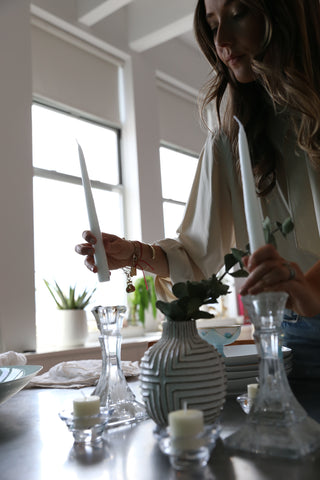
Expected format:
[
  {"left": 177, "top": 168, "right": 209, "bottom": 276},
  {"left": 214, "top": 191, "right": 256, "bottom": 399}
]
[
  {"left": 32, "top": 100, "right": 123, "bottom": 198},
  {"left": 31, "top": 101, "right": 126, "bottom": 350}
]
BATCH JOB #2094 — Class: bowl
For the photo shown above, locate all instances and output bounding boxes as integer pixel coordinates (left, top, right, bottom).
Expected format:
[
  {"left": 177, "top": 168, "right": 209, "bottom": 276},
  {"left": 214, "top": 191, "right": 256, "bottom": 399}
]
[{"left": 0, "top": 365, "right": 43, "bottom": 406}]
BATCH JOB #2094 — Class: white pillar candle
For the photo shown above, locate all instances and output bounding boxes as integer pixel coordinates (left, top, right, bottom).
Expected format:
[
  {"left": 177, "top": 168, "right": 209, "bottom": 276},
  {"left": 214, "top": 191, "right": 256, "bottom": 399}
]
[
  {"left": 73, "top": 394, "right": 101, "bottom": 428},
  {"left": 234, "top": 117, "right": 265, "bottom": 253},
  {"left": 78, "top": 142, "right": 110, "bottom": 282},
  {"left": 247, "top": 383, "right": 259, "bottom": 400},
  {"left": 73, "top": 395, "right": 100, "bottom": 417},
  {"left": 168, "top": 408, "right": 204, "bottom": 451}
]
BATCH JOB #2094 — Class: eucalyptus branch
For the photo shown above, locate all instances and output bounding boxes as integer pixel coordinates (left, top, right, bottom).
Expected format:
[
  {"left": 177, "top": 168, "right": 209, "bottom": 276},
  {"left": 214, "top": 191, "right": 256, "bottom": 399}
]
[{"left": 156, "top": 217, "right": 294, "bottom": 322}]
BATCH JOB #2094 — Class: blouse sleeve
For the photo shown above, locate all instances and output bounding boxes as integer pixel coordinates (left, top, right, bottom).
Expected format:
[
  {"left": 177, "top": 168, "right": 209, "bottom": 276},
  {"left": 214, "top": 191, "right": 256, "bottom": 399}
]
[{"left": 155, "top": 130, "right": 237, "bottom": 300}]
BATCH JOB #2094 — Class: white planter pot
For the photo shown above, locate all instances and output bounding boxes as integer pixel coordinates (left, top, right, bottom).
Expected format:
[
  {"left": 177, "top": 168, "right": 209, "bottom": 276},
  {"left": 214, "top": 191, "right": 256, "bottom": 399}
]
[
  {"left": 140, "top": 319, "right": 227, "bottom": 428},
  {"left": 55, "top": 310, "right": 88, "bottom": 348},
  {"left": 143, "top": 306, "right": 161, "bottom": 333}
]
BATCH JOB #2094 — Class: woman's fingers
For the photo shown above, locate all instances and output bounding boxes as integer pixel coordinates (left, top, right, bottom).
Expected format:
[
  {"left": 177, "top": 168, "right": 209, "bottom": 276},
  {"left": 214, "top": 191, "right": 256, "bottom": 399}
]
[
  {"left": 75, "top": 242, "right": 95, "bottom": 256},
  {"left": 84, "top": 255, "right": 97, "bottom": 273},
  {"left": 82, "top": 230, "right": 97, "bottom": 244},
  {"left": 246, "top": 244, "right": 279, "bottom": 270},
  {"left": 75, "top": 231, "right": 134, "bottom": 272},
  {"left": 240, "top": 258, "right": 301, "bottom": 295}
]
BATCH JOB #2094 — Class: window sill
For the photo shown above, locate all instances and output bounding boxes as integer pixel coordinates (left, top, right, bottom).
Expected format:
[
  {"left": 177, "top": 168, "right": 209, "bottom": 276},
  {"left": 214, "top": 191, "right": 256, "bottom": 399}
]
[{"left": 26, "top": 332, "right": 161, "bottom": 374}]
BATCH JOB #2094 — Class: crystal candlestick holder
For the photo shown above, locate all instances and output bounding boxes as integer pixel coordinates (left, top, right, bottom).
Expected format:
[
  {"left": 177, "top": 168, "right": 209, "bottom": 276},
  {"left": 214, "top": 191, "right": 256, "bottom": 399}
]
[
  {"left": 224, "top": 292, "right": 320, "bottom": 459},
  {"left": 59, "top": 409, "right": 110, "bottom": 445},
  {"left": 155, "top": 423, "right": 221, "bottom": 471},
  {"left": 91, "top": 305, "right": 148, "bottom": 428}
]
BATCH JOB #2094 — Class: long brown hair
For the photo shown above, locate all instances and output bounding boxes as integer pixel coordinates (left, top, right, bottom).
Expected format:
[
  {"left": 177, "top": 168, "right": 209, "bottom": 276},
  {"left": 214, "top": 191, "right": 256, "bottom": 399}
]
[{"left": 194, "top": 0, "right": 320, "bottom": 193}]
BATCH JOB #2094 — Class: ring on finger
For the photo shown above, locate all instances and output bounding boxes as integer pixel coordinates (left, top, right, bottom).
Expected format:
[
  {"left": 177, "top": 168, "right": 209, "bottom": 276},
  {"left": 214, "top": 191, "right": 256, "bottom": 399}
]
[{"left": 282, "top": 262, "right": 296, "bottom": 281}]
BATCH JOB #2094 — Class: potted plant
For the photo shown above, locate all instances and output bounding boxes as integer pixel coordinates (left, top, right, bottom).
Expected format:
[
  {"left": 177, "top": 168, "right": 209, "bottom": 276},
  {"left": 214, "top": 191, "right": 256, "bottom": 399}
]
[
  {"left": 140, "top": 218, "right": 295, "bottom": 427},
  {"left": 127, "top": 275, "right": 158, "bottom": 332},
  {"left": 44, "top": 280, "right": 96, "bottom": 348},
  {"left": 139, "top": 274, "right": 231, "bottom": 427}
]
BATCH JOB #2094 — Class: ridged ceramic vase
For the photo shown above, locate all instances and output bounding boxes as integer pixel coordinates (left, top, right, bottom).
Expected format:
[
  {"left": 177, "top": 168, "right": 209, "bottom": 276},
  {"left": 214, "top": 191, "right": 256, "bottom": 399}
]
[{"left": 140, "top": 319, "right": 227, "bottom": 428}]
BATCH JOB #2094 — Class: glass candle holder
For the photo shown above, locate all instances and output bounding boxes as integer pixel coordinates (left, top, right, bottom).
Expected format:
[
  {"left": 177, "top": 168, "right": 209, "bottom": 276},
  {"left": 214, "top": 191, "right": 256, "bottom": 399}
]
[
  {"left": 91, "top": 305, "right": 148, "bottom": 428},
  {"left": 155, "top": 423, "right": 221, "bottom": 471},
  {"left": 224, "top": 292, "right": 320, "bottom": 459},
  {"left": 236, "top": 394, "right": 253, "bottom": 415},
  {"left": 59, "top": 409, "right": 111, "bottom": 445}
]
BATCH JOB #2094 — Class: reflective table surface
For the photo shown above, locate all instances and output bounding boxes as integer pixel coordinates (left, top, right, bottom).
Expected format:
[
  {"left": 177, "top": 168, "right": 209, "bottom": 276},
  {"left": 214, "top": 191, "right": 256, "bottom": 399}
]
[{"left": 1, "top": 378, "right": 320, "bottom": 480}]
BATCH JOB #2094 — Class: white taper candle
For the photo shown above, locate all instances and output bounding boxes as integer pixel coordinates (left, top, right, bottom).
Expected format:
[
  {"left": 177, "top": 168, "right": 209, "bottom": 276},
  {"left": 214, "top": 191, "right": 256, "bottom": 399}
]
[
  {"left": 234, "top": 116, "right": 265, "bottom": 253},
  {"left": 78, "top": 142, "right": 110, "bottom": 282}
]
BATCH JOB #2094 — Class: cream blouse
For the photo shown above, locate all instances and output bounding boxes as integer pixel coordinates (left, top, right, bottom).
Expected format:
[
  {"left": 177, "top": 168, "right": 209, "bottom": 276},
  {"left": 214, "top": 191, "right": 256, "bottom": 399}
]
[{"left": 156, "top": 127, "right": 320, "bottom": 300}]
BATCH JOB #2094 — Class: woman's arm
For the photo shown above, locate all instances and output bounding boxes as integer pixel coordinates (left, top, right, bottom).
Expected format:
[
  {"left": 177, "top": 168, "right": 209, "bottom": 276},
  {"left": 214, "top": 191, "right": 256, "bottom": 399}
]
[
  {"left": 239, "top": 244, "right": 320, "bottom": 317},
  {"left": 75, "top": 231, "right": 170, "bottom": 278}
]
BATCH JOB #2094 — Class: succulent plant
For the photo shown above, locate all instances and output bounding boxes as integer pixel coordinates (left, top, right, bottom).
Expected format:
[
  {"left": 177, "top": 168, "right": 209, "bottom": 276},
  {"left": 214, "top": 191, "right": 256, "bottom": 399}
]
[{"left": 44, "top": 280, "right": 96, "bottom": 310}]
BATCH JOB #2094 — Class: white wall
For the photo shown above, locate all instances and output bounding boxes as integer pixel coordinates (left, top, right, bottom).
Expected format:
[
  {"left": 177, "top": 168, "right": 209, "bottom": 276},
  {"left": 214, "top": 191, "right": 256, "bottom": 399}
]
[
  {"left": 0, "top": 1, "right": 209, "bottom": 352},
  {"left": 0, "top": 0, "right": 36, "bottom": 352}
]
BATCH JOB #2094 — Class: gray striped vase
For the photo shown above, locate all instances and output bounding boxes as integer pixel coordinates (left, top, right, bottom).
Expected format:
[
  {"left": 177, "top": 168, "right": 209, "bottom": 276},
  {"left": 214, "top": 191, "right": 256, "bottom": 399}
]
[{"left": 139, "top": 319, "right": 227, "bottom": 428}]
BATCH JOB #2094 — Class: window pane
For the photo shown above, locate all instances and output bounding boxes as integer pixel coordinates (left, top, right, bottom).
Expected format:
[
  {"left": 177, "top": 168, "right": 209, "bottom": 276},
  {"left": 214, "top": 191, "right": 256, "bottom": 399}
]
[
  {"left": 33, "top": 178, "right": 126, "bottom": 319},
  {"left": 163, "top": 202, "right": 186, "bottom": 238},
  {"left": 160, "top": 147, "right": 197, "bottom": 202},
  {"left": 32, "top": 104, "right": 119, "bottom": 184}
]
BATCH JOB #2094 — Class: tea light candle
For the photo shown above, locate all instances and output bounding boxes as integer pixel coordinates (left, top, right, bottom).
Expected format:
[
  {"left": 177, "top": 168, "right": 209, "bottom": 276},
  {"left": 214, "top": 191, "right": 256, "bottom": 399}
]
[
  {"left": 247, "top": 383, "right": 259, "bottom": 400},
  {"left": 72, "top": 394, "right": 101, "bottom": 429},
  {"left": 234, "top": 117, "right": 265, "bottom": 253},
  {"left": 78, "top": 142, "right": 110, "bottom": 282},
  {"left": 73, "top": 395, "right": 100, "bottom": 418},
  {"left": 168, "top": 407, "right": 204, "bottom": 451}
]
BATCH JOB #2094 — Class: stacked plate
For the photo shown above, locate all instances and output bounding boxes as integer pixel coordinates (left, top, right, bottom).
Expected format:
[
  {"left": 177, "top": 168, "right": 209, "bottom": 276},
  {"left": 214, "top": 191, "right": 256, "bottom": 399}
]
[{"left": 223, "top": 344, "right": 293, "bottom": 396}]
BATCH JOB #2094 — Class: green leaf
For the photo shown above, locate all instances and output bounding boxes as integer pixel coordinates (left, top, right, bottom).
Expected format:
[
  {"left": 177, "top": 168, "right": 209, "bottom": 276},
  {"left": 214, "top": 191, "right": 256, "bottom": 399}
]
[
  {"left": 229, "top": 269, "right": 249, "bottom": 278},
  {"left": 44, "top": 279, "right": 63, "bottom": 309},
  {"left": 172, "top": 282, "right": 189, "bottom": 299},
  {"left": 224, "top": 253, "right": 238, "bottom": 272},
  {"left": 191, "top": 310, "right": 214, "bottom": 320},
  {"left": 156, "top": 300, "right": 186, "bottom": 321},
  {"left": 281, "top": 217, "right": 294, "bottom": 236},
  {"left": 44, "top": 280, "right": 96, "bottom": 310},
  {"left": 54, "top": 282, "right": 69, "bottom": 309},
  {"left": 231, "top": 248, "right": 248, "bottom": 262}
]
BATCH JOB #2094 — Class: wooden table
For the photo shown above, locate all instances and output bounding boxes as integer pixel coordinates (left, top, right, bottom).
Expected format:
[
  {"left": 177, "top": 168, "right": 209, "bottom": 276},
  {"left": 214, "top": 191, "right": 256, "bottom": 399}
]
[{"left": 1, "top": 379, "right": 320, "bottom": 480}]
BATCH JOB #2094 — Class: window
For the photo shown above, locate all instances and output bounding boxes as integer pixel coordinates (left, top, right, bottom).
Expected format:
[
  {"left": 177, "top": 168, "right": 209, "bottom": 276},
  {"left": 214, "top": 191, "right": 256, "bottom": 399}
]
[
  {"left": 32, "top": 103, "right": 126, "bottom": 348},
  {"left": 159, "top": 146, "right": 198, "bottom": 238}
]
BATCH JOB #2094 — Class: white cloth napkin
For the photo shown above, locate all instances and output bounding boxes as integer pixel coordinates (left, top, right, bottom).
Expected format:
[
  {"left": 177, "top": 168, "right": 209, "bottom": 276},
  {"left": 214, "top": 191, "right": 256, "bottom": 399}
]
[
  {"left": 0, "top": 351, "right": 27, "bottom": 366},
  {"left": 28, "top": 359, "right": 140, "bottom": 389}
]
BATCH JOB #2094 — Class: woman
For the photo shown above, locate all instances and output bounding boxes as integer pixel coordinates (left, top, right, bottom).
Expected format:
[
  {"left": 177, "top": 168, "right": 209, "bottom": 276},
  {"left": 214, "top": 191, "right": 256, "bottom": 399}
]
[{"left": 76, "top": 0, "right": 320, "bottom": 378}]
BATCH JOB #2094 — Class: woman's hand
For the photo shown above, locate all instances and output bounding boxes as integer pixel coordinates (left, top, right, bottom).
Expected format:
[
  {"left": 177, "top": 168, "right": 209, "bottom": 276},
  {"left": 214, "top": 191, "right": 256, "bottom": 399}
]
[
  {"left": 239, "top": 244, "right": 320, "bottom": 317},
  {"left": 75, "top": 231, "right": 134, "bottom": 273},
  {"left": 76, "top": 231, "right": 170, "bottom": 278}
]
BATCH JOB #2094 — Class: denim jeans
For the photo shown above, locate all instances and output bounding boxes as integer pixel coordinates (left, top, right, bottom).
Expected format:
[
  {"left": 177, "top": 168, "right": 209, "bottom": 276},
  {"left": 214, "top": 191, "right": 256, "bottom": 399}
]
[{"left": 282, "top": 310, "right": 320, "bottom": 379}]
